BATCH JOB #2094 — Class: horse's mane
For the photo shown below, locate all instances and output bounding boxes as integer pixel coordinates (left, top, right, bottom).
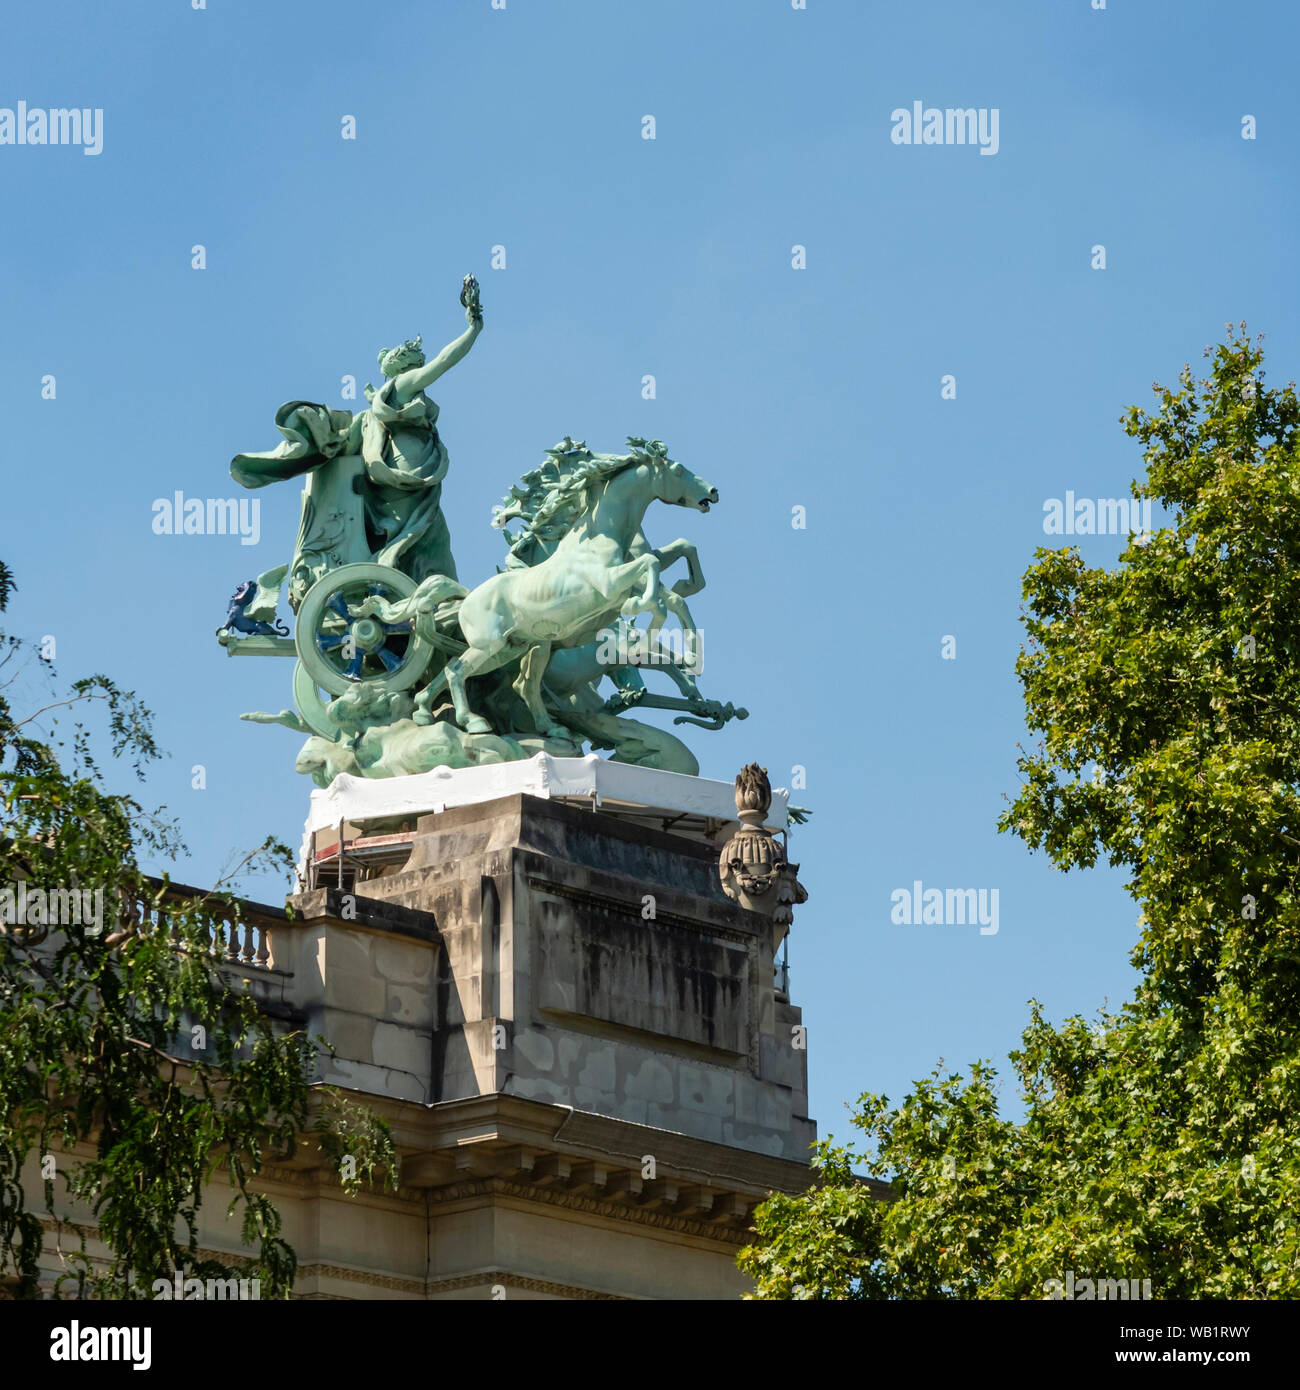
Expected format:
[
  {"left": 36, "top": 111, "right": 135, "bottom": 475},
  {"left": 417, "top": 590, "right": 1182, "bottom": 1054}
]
[{"left": 492, "top": 436, "right": 670, "bottom": 559}]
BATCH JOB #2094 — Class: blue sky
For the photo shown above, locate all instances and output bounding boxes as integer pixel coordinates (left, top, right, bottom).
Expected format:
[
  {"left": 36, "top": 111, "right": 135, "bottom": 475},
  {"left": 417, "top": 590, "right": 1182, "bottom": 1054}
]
[{"left": 3, "top": 0, "right": 1298, "bottom": 1141}]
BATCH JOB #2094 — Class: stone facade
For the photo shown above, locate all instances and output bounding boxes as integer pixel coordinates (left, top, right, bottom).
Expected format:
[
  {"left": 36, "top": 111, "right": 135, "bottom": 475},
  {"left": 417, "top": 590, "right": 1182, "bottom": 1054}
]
[{"left": 26, "top": 791, "right": 818, "bottom": 1299}]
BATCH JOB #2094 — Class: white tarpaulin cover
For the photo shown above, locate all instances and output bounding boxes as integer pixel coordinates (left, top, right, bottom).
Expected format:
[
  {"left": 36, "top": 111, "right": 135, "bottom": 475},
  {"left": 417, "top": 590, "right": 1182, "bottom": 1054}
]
[{"left": 300, "top": 752, "right": 786, "bottom": 872}]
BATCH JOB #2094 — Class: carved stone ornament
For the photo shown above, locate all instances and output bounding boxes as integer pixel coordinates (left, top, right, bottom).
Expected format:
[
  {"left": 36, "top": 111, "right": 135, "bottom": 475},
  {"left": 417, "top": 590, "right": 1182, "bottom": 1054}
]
[{"left": 718, "top": 764, "right": 808, "bottom": 927}]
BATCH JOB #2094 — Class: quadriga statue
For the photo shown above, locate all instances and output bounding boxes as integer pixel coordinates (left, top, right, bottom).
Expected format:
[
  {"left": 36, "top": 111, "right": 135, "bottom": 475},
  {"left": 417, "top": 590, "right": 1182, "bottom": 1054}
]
[{"left": 216, "top": 278, "right": 747, "bottom": 786}]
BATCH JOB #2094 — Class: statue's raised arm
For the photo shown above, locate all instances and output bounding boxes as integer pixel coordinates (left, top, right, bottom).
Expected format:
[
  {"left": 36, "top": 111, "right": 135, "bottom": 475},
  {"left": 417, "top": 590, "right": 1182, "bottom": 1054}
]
[{"left": 391, "top": 275, "right": 483, "bottom": 408}]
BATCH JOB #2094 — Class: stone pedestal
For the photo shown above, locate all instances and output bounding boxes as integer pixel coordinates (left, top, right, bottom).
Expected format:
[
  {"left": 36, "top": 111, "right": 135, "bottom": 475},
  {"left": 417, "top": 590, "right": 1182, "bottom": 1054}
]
[{"left": 271, "top": 789, "right": 816, "bottom": 1298}]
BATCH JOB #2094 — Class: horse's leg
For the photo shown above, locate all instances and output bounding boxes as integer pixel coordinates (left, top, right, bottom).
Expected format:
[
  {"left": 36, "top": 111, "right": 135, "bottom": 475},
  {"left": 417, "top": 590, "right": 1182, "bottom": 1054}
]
[
  {"left": 445, "top": 642, "right": 518, "bottom": 734},
  {"left": 627, "top": 578, "right": 698, "bottom": 687},
  {"left": 645, "top": 597, "right": 704, "bottom": 698},
  {"left": 413, "top": 667, "right": 450, "bottom": 725},
  {"left": 659, "top": 663, "right": 701, "bottom": 698},
  {"left": 654, "top": 538, "right": 705, "bottom": 598},
  {"left": 628, "top": 550, "right": 661, "bottom": 611},
  {"left": 615, "top": 553, "right": 662, "bottom": 616},
  {"left": 613, "top": 556, "right": 668, "bottom": 670},
  {"left": 660, "top": 591, "right": 702, "bottom": 677},
  {"left": 513, "top": 640, "right": 565, "bottom": 738},
  {"left": 661, "top": 590, "right": 695, "bottom": 632}
]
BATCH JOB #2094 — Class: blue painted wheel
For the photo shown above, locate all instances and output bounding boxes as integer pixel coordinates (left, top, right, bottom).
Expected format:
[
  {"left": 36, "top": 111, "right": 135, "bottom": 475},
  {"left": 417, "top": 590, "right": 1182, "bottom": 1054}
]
[{"left": 294, "top": 563, "right": 433, "bottom": 696}]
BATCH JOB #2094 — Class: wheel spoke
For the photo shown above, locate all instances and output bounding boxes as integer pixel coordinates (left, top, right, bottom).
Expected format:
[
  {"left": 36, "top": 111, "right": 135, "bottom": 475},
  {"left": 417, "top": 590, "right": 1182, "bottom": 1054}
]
[{"left": 298, "top": 564, "right": 430, "bottom": 697}]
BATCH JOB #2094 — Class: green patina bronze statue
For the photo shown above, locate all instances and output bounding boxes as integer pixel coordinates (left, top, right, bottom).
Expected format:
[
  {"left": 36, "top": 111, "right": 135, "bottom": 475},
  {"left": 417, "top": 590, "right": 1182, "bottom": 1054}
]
[
  {"left": 231, "top": 274, "right": 482, "bottom": 609},
  {"left": 217, "top": 276, "right": 747, "bottom": 786}
]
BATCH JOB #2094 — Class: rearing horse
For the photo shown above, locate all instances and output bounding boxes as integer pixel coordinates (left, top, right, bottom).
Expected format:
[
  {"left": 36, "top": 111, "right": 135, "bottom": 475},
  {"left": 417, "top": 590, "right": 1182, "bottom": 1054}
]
[{"left": 358, "top": 443, "right": 718, "bottom": 738}]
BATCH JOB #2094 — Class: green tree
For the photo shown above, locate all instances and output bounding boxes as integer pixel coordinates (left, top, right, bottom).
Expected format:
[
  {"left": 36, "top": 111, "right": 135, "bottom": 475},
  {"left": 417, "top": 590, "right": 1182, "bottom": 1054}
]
[
  {"left": 739, "top": 325, "right": 1300, "bottom": 1300},
  {"left": 0, "top": 561, "right": 394, "bottom": 1298}
]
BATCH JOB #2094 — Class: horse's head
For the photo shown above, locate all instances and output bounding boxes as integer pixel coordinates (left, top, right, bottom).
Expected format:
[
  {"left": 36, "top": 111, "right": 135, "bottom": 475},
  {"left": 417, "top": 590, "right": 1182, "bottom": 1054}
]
[{"left": 650, "top": 457, "right": 719, "bottom": 513}]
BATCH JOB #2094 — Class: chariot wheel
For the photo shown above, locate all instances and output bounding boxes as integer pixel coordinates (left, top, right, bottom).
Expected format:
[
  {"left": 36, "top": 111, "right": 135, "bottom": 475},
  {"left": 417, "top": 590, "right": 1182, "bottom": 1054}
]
[{"left": 295, "top": 563, "right": 434, "bottom": 697}]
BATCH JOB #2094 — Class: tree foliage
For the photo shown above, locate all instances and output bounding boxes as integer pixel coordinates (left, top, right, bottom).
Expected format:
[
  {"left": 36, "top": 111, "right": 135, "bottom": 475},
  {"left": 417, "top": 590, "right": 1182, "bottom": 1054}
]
[
  {"left": 739, "top": 326, "right": 1300, "bottom": 1299},
  {"left": 0, "top": 566, "right": 395, "bottom": 1298}
]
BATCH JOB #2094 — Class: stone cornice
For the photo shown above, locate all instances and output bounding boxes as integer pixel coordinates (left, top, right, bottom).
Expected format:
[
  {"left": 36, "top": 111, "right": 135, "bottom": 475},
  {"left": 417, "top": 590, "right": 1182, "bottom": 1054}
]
[
  {"left": 407, "top": 1092, "right": 815, "bottom": 1193},
  {"left": 426, "top": 1176, "right": 755, "bottom": 1245}
]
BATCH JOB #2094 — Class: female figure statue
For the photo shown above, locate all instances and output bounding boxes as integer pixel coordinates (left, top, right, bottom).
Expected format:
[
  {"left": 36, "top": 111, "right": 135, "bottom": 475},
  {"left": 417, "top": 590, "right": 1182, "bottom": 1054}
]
[{"left": 231, "top": 276, "right": 482, "bottom": 609}]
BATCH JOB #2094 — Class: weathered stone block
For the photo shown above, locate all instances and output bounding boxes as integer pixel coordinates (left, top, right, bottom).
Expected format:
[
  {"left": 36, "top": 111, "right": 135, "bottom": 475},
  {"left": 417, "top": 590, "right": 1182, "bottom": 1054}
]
[{"left": 373, "top": 1020, "right": 431, "bottom": 1077}]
